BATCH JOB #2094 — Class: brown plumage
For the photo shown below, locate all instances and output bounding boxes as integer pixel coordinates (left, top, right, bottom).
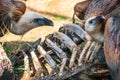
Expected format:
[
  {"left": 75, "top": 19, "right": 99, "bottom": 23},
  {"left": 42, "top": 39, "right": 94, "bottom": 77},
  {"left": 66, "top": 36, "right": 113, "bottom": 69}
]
[
  {"left": 104, "top": 17, "right": 120, "bottom": 80},
  {"left": 72, "top": 0, "right": 92, "bottom": 23},
  {"left": 74, "top": 0, "right": 120, "bottom": 79},
  {"left": 0, "top": 0, "right": 53, "bottom": 37},
  {"left": 73, "top": 0, "right": 120, "bottom": 22},
  {"left": 84, "top": 0, "right": 120, "bottom": 20},
  {"left": 0, "top": 0, "right": 26, "bottom": 36},
  {"left": 12, "top": 0, "right": 26, "bottom": 21}
]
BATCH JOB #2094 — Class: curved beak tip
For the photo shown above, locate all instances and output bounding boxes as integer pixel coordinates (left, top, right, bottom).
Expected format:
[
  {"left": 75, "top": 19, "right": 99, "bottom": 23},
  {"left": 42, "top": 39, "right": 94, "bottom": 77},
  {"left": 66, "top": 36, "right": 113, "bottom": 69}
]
[
  {"left": 45, "top": 18, "right": 54, "bottom": 27},
  {"left": 100, "top": 15, "right": 106, "bottom": 20},
  {"left": 50, "top": 22, "right": 54, "bottom": 27}
]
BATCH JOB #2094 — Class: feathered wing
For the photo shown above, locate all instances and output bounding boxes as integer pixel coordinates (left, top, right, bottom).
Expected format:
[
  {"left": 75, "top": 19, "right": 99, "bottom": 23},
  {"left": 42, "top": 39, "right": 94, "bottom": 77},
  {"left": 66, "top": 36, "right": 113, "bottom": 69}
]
[
  {"left": 84, "top": 0, "right": 120, "bottom": 20},
  {"left": 105, "top": 4, "right": 120, "bottom": 19},
  {"left": 12, "top": 0, "right": 26, "bottom": 21},
  {"left": 104, "top": 17, "right": 120, "bottom": 80},
  {"left": 73, "top": 0, "right": 92, "bottom": 22},
  {"left": 0, "top": 0, "right": 26, "bottom": 37}
]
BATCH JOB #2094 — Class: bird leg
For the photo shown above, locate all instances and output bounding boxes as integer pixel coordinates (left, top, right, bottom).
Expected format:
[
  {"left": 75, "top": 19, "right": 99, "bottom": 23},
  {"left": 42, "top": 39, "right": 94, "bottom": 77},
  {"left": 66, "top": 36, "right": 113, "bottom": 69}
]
[{"left": 45, "top": 38, "right": 67, "bottom": 76}]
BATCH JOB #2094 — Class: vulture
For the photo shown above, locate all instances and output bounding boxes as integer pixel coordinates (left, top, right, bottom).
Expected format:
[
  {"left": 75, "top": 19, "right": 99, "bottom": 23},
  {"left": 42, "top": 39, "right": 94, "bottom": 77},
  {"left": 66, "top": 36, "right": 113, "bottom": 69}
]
[
  {"left": 73, "top": 0, "right": 120, "bottom": 80},
  {"left": 0, "top": 0, "right": 53, "bottom": 37},
  {"left": 84, "top": 15, "right": 120, "bottom": 80}
]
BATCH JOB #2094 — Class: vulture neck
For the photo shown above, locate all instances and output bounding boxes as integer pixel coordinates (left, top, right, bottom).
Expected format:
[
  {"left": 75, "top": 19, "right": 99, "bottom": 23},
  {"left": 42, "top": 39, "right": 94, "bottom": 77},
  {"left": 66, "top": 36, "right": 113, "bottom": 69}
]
[
  {"left": 10, "top": 22, "right": 28, "bottom": 35},
  {"left": 10, "top": 18, "right": 34, "bottom": 35}
]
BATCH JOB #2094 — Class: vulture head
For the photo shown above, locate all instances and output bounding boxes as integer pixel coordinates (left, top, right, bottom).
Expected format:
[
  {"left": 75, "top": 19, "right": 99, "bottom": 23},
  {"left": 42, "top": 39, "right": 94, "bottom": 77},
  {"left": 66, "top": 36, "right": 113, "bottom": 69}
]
[
  {"left": 10, "top": 12, "right": 53, "bottom": 35},
  {"left": 0, "top": 0, "right": 54, "bottom": 37},
  {"left": 85, "top": 15, "right": 105, "bottom": 42}
]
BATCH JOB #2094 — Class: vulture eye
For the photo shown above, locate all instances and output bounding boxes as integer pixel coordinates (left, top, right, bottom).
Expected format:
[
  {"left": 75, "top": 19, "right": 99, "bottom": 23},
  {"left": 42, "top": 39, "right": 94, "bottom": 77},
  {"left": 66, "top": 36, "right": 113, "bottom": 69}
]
[
  {"left": 89, "top": 20, "right": 93, "bottom": 24},
  {"left": 33, "top": 18, "right": 42, "bottom": 23}
]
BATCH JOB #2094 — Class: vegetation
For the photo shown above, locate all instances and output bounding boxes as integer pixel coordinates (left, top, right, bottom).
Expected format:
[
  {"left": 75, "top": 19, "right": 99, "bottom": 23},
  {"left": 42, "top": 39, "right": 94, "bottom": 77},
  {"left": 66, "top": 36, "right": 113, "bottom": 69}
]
[{"left": 53, "top": 15, "right": 69, "bottom": 21}]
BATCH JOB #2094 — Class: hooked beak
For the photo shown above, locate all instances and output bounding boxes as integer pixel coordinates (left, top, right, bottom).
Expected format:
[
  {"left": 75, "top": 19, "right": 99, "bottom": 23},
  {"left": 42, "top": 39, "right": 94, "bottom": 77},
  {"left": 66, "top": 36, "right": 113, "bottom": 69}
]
[
  {"left": 96, "top": 15, "right": 105, "bottom": 23},
  {"left": 44, "top": 18, "right": 54, "bottom": 26},
  {"left": 33, "top": 17, "right": 54, "bottom": 27}
]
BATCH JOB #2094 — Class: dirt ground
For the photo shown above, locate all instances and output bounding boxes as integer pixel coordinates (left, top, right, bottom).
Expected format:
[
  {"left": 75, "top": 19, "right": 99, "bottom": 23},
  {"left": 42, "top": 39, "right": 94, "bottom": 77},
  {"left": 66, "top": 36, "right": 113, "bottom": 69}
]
[{"left": 0, "top": 0, "right": 83, "bottom": 53}]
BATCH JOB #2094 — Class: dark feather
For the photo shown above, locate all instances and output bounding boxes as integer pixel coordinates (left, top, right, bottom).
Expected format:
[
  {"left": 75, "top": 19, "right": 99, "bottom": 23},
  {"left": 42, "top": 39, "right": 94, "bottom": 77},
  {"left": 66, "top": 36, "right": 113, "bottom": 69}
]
[
  {"left": 0, "top": 0, "right": 26, "bottom": 37},
  {"left": 104, "top": 17, "right": 120, "bottom": 80}
]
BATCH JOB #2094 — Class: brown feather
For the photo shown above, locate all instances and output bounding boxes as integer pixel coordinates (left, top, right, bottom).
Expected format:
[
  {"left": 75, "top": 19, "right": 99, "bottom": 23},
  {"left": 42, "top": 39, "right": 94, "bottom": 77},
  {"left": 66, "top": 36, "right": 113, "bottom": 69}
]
[
  {"left": 0, "top": 0, "right": 26, "bottom": 37},
  {"left": 12, "top": 0, "right": 26, "bottom": 21},
  {"left": 104, "top": 17, "right": 120, "bottom": 80},
  {"left": 73, "top": 0, "right": 120, "bottom": 21},
  {"left": 84, "top": 0, "right": 120, "bottom": 20}
]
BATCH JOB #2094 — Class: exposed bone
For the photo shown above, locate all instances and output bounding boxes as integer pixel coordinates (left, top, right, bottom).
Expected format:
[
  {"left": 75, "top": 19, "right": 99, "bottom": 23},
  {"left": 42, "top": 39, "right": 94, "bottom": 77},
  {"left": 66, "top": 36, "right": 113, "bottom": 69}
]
[
  {"left": 31, "top": 62, "right": 97, "bottom": 80},
  {"left": 30, "top": 50, "right": 43, "bottom": 76},
  {"left": 89, "top": 43, "right": 102, "bottom": 62},
  {"left": 37, "top": 45, "right": 56, "bottom": 74},
  {"left": 10, "top": 22, "right": 108, "bottom": 79},
  {"left": 59, "top": 24, "right": 93, "bottom": 67},
  {"left": 92, "top": 69, "right": 109, "bottom": 77},
  {"left": 45, "top": 38, "right": 61, "bottom": 58},
  {"left": 45, "top": 38, "right": 67, "bottom": 75},
  {"left": 78, "top": 41, "right": 92, "bottom": 66},
  {"left": 29, "top": 39, "right": 43, "bottom": 76},
  {"left": 69, "top": 47, "right": 78, "bottom": 68},
  {"left": 21, "top": 51, "right": 30, "bottom": 80},
  {"left": 53, "top": 32, "right": 78, "bottom": 68},
  {"left": 53, "top": 32, "right": 77, "bottom": 51},
  {"left": 39, "top": 60, "right": 49, "bottom": 76},
  {"left": 59, "top": 24, "right": 92, "bottom": 41},
  {"left": 59, "top": 27, "right": 82, "bottom": 44},
  {"left": 85, "top": 41, "right": 96, "bottom": 61}
]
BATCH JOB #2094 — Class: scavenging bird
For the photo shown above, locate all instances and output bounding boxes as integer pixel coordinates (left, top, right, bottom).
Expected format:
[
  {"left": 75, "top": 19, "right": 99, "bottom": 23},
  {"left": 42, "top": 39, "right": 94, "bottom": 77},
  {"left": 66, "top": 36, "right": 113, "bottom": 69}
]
[
  {"left": 73, "top": 0, "right": 120, "bottom": 80},
  {"left": 0, "top": 0, "right": 53, "bottom": 37}
]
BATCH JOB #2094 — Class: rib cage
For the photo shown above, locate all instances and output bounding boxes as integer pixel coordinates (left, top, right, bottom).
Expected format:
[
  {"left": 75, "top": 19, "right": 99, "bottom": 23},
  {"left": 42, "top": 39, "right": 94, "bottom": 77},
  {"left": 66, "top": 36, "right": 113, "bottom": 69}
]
[{"left": 13, "top": 23, "right": 110, "bottom": 80}]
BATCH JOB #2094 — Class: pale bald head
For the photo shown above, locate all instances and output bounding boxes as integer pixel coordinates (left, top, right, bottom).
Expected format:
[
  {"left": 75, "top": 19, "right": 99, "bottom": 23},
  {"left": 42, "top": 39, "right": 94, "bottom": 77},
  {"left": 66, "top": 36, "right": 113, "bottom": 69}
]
[
  {"left": 85, "top": 15, "right": 105, "bottom": 33},
  {"left": 11, "top": 12, "right": 54, "bottom": 35},
  {"left": 85, "top": 15, "right": 105, "bottom": 42},
  {"left": 0, "top": 0, "right": 54, "bottom": 37}
]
